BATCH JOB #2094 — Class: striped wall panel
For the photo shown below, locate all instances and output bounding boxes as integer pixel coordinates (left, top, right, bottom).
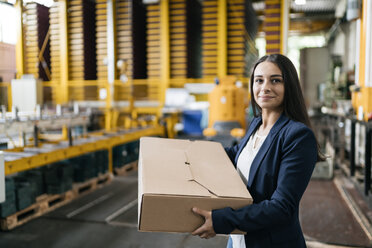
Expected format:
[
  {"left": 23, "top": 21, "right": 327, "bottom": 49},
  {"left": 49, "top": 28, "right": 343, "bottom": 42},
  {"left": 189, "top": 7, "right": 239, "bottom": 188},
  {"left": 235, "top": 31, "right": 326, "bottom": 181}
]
[
  {"left": 23, "top": 3, "right": 39, "bottom": 79},
  {"left": 146, "top": 3, "right": 161, "bottom": 79},
  {"left": 116, "top": 0, "right": 133, "bottom": 79},
  {"left": 36, "top": 4, "right": 50, "bottom": 83},
  {"left": 264, "top": 0, "right": 281, "bottom": 54},
  {"left": 169, "top": 0, "right": 187, "bottom": 78},
  {"left": 227, "top": 0, "right": 246, "bottom": 78},
  {"left": 115, "top": 0, "right": 133, "bottom": 101},
  {"left": 49, "top": 1, "right": 60, "bottom": 101},
  {"left": 67, "top": 0, "right": 85, "bottom": 100},
  {"left": 96, "top": 0, "right": 108, "bottom": 81},
  {"left": 67, "top": 0, "right": 98, "bottom": 100},
  {"left": 202, "top": 0, "right": 218, "bottom": 78},
  {"left": 49, "top": 2, "right": 60, "bottom": 83}
]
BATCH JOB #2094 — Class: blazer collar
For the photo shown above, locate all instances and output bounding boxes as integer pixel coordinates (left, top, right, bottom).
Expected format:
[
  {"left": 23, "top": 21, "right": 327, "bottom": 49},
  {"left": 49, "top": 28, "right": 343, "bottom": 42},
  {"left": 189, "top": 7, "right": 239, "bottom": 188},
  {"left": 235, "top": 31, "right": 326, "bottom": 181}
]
[{"left": 243, "top": 113, "right": 290, "bottom": 187}]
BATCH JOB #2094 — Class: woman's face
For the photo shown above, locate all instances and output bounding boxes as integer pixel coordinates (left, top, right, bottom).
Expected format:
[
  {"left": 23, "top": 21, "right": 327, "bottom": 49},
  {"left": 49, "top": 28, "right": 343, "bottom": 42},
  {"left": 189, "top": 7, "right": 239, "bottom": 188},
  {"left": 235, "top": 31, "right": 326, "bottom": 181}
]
[{"left": 253, "top": 61, "right": 285, "bottom": 113}]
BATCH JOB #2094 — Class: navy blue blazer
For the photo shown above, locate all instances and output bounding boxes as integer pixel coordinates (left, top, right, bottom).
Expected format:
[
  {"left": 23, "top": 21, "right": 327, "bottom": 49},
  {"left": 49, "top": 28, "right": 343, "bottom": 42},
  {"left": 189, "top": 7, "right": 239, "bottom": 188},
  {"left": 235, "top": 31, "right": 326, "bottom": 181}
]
[{"left": 212, "top": 114, "right": 317, "bottom": 248}]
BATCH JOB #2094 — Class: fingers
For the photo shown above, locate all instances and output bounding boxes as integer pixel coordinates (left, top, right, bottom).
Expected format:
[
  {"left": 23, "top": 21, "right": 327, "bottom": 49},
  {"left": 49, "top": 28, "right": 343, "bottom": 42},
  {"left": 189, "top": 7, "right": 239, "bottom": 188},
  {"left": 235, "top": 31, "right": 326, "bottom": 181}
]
[
  {"left": 192, "top": 225, "right": 204, "bottom": 236},
  {"left": 191, "top": 207, "right": 216, "bottom": 239},
  {"left": 192, "top": 207, "right": 207, "bottom": 217},
  {"left": 192, "top": 225, "right": 216, "bottom": 239}
]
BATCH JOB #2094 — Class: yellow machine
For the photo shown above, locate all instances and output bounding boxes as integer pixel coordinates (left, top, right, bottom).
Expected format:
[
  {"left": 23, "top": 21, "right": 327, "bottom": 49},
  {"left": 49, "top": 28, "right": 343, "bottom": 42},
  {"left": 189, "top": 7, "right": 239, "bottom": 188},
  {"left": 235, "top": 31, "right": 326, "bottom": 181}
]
[{"left": 203, "top": 76, "right": 247, "bottom": 139}]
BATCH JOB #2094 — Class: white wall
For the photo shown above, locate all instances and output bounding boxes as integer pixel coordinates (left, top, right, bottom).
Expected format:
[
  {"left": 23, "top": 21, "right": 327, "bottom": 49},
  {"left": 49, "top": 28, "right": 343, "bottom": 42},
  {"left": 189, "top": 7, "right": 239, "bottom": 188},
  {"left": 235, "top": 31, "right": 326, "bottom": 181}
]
[
  {"left": 328, "top": 20, "right": 358, "bottom": 75},
  {"left": 0, "top": 42, "right": 16, "bottom": 82},
  {"left": 346, "top": 21, "right": 357, "bottom": 71}
]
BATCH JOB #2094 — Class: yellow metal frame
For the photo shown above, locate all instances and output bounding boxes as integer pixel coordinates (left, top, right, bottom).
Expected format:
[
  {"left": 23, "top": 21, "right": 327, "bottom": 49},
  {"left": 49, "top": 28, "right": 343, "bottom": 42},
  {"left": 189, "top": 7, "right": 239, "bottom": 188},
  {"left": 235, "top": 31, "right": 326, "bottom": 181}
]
[
  {"left": 0, "top": 83, "right": 12, "bottom": 111},
  {"left": 218, "top": 0, "right": 227, "bottom": 78},
  {"left": 15, "top": 0, "right": 24, "bottom": 79},
  {"left": 160, "top": 0, "right": 170, "bottom": 106},
  {"left": 280, "top": 0, "right": 289, "bottom": 55},
  {"left": 12, "top": 1, "right": 252, "bottom": 130},
  {"left": 354, "top": 0, "right": 372, "bottom": 120},
  {"left": 4, "top": 125, "right": 164, "bottom": 176},
  {"left": 59, "top": 0, "right": 69, "bottom": 104},
  {"left": 105, "top": 0, "right": 118, "bottom": 131}
]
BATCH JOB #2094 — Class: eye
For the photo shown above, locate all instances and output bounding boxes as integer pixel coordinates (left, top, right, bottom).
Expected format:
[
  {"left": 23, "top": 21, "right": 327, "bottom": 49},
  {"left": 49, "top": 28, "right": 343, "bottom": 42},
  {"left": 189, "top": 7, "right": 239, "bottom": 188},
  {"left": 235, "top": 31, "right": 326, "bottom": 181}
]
[
  {"left": 254, "top": 78, "right": 263, "bottom": 84},
  {"left": 272, "top": 78, "right": 282, "bottom": 84}
]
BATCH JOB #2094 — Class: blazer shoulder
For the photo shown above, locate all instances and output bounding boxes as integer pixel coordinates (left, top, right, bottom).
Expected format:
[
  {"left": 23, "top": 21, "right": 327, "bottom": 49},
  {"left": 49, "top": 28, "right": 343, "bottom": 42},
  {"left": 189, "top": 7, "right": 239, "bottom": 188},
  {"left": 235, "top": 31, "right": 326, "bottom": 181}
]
[{"left": 280, "top": 119, "right": 316, "bottom": 141}]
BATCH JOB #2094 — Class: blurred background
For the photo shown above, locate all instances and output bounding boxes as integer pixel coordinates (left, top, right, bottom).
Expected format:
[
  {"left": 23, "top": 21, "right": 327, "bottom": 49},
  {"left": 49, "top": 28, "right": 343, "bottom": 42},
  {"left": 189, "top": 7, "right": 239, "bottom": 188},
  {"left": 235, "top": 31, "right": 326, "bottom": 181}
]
[{"left": 0, "top": 0, "right": 371, "bottom": 247}]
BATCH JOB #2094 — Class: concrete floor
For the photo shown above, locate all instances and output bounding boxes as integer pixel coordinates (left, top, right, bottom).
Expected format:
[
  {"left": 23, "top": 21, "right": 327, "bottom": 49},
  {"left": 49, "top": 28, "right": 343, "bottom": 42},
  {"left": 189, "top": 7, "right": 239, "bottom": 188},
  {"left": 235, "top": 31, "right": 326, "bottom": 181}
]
[
  {"left": 0, "top": 171, "right": 371, "bottom": 248},
  {"left": 0, "top": 172, "right": 228, "bottom": 248},
  {"left": 300, "top": 178, "right": 371, "bottom": 247}
]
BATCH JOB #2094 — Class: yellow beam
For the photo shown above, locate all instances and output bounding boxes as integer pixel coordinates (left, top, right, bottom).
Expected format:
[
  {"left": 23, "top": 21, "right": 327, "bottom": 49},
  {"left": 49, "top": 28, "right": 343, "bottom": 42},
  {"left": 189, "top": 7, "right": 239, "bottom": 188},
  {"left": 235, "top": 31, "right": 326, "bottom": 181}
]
[
  {"left": 15, "top": 0, "right": 24, "bottom": 79},
  {"left": 7, "top": 83, "right": 12, "bottom": 112},
  {"left": 160, "top": 0, "right": 170, "bottom": 106},
  {"left": 59, "top": 0, "right": 69, "bottom": 104},
  {"left": 360, "top": 0, "right": 372, "bottom": 121},
  {"left": 5, "top": 126, "right": 164, "bottom": 175},
  {"left": 280, "top": 0, "right": 289, "bottom": 55},
  {"left": 218, "top": 0, "right": 227, "bottom": 78},
  {"left": 359, "top": 0, "right": 367, "bottom": 88},
  {"left": 105, "top": 0, "right": 117, "bottom": 130}
]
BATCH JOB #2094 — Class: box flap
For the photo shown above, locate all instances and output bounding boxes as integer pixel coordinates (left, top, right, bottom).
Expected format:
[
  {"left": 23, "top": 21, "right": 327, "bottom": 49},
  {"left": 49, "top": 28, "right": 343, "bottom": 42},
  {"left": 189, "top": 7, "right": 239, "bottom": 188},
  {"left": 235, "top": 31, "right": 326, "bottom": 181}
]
[
  {"left": 186, "top": 141, "right": 251, "bottom": 198},
  {"left": 139, "top": 137, "right": 251, "bottom": 199},
  {"left": 140, "top": 137, "right": 211, "bottom": 197}
]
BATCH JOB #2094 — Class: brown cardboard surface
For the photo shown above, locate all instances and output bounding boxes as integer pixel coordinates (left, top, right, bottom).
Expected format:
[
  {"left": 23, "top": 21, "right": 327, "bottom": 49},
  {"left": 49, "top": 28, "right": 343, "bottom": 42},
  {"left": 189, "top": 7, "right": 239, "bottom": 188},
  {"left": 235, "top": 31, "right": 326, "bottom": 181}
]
[{"left": 138, "top": 137, "right": 252, "bottom": 233}]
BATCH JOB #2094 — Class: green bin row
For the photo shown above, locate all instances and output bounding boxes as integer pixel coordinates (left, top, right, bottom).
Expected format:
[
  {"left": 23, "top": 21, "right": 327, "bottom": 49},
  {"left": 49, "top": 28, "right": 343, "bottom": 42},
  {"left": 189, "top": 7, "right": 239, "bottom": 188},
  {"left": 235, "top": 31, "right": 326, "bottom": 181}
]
[
  {"left": 0, "top": 149, "right": 109, "bottom": 218},
  {"left": 112, "top": 140, "right": 139, "bottom": 168}
]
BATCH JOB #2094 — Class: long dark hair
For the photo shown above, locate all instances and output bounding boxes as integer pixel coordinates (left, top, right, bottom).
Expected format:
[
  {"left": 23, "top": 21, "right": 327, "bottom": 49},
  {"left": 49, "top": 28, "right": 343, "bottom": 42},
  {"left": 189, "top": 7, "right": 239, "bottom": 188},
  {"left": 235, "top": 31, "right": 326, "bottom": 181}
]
[{"left": 250, "top": 54, "right": 325, "bottom": 161}]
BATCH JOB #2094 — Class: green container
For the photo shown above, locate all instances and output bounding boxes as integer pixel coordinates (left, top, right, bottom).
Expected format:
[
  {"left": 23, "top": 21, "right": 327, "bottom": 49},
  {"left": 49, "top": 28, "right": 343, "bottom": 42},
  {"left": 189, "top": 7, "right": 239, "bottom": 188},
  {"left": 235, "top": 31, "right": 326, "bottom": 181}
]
[
  {"left": 72, "top": 153, "right": 96, "bottom": 182},
  {"left": 95, "top": 150, "right": 108, "bottom": 174},
  {"left": 128, "top": 140, "right": 140, "bottom": 163},
  {"left": 22, "top": 169, "right": 45, "bottom": 197},
  {"left": 5, "top": 177, "right": 15, "bottom": 194},
  {"left": 113, "top": 145, "right": 123, "bottom": 168},
  {"left": 0, "top": 178, "right": 17, "bottom": 217},
  {"left": 15, "top": 182, "right": 35, "bottom": 210},
  {"left": 44, "top": 161, "right": 74, "bottom": 193},
  {"left": 0, "top": 201, "right": 17, "bottom": 218},
  {"left": 47, "top": 179, "right": 72, "bottom": 194},
  {"left": 43, "top": 166, "right": 60, "bottom": 185}
]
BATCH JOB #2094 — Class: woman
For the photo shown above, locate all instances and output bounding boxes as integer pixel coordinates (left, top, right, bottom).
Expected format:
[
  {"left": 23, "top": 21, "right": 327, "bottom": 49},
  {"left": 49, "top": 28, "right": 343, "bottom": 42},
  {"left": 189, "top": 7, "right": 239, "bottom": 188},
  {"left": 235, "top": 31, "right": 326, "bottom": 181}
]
[{"left": 192, "top": 54, "right": 323, "bottom": 247}]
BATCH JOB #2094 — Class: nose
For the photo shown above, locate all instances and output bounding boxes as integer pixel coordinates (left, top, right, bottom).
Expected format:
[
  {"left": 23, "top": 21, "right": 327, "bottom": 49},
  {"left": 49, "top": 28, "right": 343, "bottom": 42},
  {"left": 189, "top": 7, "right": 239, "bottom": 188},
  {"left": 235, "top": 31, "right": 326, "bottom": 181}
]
[{"left": 261, "top": 79, "right": 271, "bottom": 92}]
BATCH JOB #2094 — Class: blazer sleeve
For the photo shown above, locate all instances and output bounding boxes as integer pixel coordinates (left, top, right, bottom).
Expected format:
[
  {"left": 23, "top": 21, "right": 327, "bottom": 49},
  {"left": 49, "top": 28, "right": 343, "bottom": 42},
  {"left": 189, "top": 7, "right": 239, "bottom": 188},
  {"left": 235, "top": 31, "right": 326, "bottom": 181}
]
[
  {"left": 224, "top": 118, "right": 258, "bottom": 164},
  {"left": 225, "top": 145, "right": 240, "bottom": 164},
  {"left": 212, "top": 125, "right": 317, "bottom": 234}
]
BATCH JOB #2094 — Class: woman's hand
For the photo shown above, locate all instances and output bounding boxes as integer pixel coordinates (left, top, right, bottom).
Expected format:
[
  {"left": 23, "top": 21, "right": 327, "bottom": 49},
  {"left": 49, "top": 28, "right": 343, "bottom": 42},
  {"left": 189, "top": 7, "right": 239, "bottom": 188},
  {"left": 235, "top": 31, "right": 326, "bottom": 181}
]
[{"left": 192, "top": 207, "right": 216, "bottom": 239}]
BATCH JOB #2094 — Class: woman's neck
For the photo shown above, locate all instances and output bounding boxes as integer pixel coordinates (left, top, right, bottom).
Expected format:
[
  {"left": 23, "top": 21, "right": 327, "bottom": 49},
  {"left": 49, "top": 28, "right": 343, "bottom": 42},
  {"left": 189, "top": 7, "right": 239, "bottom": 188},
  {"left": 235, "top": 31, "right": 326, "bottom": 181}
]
[{"left": 258, "top": 110, "right": 282, "bottom": 136}]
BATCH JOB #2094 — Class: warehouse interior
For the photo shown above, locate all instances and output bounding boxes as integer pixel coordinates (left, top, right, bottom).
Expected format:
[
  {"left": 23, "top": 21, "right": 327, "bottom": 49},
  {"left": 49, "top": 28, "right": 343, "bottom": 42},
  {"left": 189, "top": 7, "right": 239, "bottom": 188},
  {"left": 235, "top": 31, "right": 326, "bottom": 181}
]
[{"left": 0, "top": 0, "right": 372, "bottom": 247}]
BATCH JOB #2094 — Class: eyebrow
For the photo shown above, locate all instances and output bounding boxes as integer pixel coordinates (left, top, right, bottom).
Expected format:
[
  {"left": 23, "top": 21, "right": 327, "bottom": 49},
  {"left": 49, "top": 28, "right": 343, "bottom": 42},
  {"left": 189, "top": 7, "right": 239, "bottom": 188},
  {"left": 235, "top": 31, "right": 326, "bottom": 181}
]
[{"left": 254, "top": 74, "right": 283, "bottom": 78}]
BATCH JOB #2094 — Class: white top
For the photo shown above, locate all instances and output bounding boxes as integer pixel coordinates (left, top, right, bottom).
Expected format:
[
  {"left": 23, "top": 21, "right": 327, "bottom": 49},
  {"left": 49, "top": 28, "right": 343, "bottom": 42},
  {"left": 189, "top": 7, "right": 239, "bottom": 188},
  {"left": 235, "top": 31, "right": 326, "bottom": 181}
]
[{"left": 231, "top": 131, "right": 267, "bottom": 248}]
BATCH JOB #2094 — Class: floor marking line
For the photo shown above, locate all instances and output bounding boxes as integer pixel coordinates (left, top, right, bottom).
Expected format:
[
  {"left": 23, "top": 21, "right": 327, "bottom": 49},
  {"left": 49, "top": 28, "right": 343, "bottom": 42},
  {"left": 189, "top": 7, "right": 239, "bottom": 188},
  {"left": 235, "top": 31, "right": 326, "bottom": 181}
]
[
  {"left": 107, "top": 221, "right": 138, "bottom": 228},
  {"left": 334, "top": 177, "right": 372, "bottom": 241},
  {"left": 105, "top": 198, "right": 138, "bottom": 222},
  {"left": 66, "top": 193, "right": 114, "bottom": 218}
]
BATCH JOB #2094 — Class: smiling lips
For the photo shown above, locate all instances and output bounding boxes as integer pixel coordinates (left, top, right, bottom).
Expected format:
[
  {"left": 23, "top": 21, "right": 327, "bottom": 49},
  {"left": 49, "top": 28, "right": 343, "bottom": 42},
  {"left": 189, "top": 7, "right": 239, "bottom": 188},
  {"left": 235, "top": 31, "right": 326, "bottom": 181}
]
[{"left": 259, "top": 95, "right": 274, "bottom": 100}]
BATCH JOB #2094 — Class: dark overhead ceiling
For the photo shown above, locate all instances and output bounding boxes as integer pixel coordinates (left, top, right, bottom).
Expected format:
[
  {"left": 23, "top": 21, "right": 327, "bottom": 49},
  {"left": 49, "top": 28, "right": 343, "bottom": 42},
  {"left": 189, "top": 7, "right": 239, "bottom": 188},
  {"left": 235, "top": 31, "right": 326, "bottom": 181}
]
[{"left": 252, "top": 0, "right": 339, "bottom": 35}]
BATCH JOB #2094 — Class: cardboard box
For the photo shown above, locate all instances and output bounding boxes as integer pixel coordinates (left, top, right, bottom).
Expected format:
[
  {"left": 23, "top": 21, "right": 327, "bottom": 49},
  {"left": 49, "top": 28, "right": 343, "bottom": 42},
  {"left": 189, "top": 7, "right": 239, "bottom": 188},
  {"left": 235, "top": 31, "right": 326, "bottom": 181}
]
[{"left": 138, "top": 137, "right": 252, "bottom": 233}]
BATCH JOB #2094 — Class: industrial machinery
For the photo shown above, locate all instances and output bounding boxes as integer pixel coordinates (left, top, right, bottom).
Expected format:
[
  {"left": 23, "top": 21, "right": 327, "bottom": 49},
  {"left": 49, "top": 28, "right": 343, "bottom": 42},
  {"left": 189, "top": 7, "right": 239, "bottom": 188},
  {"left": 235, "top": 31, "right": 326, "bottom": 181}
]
[
  {"left": 0, "top": 0, "right": 258, "bottom": 228},
  {"left": 203, "top": 76, "right": 248, "bottom": 146}
]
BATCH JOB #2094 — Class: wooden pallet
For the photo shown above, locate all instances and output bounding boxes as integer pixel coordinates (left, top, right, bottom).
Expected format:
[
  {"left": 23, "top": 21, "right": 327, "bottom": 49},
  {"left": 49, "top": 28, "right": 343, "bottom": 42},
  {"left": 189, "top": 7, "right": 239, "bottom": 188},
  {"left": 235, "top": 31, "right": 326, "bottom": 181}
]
[
  {"left": 0, "top": 173, "right": 113, "bottom": 231},
  {"left": 114, "top": 161, "right": 138, "bottom": 176},
  {"left": 0, "top": 191, "right": 74, "bottom": 231},
  {"left": 72, "top": 173, "right": 113, "bottom": 196}
]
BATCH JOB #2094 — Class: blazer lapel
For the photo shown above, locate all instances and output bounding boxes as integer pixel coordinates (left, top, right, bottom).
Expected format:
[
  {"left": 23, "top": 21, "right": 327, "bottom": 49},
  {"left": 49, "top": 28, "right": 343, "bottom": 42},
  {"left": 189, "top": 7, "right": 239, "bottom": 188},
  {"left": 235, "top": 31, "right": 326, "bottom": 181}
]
[
  {"left": 247, "top": 114, "right": 290, "bottom": 188},
  {"left": 234, "top": 117, "right": 262, "bottom": 165}
]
